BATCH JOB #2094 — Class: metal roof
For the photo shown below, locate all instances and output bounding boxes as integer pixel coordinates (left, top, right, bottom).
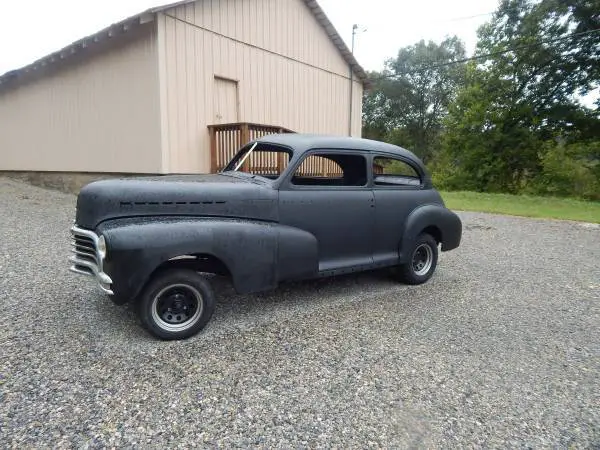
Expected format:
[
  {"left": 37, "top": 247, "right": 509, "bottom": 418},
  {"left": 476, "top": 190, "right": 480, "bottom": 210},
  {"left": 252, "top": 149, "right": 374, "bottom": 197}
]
[
  {"left": 254, "top": 133, "right": 423, "bottom": 165},
  {"left": 0, "top": 0, "right": 370, "bottom": 91}
]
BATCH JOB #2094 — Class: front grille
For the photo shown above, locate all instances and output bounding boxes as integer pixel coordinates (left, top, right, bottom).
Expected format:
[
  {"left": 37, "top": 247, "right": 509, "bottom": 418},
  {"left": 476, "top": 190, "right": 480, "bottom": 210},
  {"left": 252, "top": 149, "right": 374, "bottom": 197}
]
[
  {"left": 70, "top": 226, "right": 100, "bottom": 276},
  {"left": 69, "top": 225, "right": 113, "bottom": 295}
]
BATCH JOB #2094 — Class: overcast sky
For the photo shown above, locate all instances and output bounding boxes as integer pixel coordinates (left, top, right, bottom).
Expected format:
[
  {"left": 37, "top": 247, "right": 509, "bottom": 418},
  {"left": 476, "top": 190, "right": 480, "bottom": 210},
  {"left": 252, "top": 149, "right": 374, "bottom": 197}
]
[{"left": 0, "top": 0, "right": 501, "bottom": 75}]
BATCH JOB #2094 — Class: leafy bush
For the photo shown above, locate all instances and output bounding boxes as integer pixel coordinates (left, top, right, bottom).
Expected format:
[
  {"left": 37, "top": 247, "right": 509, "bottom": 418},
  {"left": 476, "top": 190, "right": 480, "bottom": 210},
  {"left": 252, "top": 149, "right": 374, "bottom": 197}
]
[
  {"left": 530, "top": 141, "right": 600, "bottom": 201},
  {"left": 427, "top": 151, "right": 472, "bottom": 191}
]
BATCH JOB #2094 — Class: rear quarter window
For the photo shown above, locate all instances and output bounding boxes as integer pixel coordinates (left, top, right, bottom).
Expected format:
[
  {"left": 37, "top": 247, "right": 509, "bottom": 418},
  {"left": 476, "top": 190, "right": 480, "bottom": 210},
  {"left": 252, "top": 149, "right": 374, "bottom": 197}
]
[{"left": 373, "top": 156, "right": 422, "bottom": 187}]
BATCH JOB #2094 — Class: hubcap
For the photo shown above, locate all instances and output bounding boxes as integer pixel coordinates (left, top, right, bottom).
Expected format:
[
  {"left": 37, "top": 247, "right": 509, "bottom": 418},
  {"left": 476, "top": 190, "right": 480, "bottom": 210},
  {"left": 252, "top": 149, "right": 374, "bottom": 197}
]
[
  {"left": 151, "top": 284, "right": 203, "bottom": 332},
  {"left": 412, "top": 243, "right": 433, "bottom": 276}
]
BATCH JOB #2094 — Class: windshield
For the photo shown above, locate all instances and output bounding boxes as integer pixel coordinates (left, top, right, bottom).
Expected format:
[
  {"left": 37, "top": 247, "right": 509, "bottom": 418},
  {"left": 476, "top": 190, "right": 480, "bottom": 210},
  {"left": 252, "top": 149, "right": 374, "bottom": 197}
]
[{"left": 222, "top": 142, "right": 293, "bottom": 180}]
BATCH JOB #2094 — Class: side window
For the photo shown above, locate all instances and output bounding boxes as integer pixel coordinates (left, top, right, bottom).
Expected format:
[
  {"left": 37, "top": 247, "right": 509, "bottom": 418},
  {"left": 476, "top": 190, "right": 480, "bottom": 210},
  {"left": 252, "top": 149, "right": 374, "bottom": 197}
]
[
  {"left": 373, "top": 156, "right": 421, "bottom": 187},
  {"left": 291, "top": 153, "right": 367, "bottom": 187}
]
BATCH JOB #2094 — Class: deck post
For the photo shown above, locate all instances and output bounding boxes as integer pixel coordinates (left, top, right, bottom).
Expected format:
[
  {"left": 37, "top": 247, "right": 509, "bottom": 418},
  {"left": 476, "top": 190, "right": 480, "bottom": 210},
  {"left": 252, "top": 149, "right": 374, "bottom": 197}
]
[
  {"left": 209, "top": 126, "right": 217, "bottom": 173},
  {"left": 240, "top": 123, "right": 250, "bottom": 145},
  {"left": 240, "top": 123, "right": 250, "bottom": 172}
]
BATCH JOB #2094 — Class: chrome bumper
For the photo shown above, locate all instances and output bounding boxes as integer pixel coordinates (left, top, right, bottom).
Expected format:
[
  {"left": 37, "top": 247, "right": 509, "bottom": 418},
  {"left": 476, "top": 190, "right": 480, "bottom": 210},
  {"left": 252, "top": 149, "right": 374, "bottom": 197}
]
[{"left": 69, "top": 225, "right": 114, "bottom": 295}]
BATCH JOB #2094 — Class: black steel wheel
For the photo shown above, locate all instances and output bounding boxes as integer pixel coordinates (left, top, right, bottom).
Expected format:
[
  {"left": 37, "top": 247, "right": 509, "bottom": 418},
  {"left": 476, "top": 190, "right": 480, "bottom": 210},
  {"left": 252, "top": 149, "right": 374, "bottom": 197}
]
[
  {"left": 138, "top": 269, "right": 215, "bottom": 340},
  {"left": 397, "top": 233, "right": 438, "bottom": 285}
]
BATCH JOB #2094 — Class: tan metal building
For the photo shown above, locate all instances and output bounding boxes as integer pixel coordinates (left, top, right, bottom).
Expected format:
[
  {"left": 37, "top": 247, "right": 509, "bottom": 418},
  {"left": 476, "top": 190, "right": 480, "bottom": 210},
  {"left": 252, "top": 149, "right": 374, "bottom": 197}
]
[{"left": 0, "top": 0, "right": 368, "bottom": 181}]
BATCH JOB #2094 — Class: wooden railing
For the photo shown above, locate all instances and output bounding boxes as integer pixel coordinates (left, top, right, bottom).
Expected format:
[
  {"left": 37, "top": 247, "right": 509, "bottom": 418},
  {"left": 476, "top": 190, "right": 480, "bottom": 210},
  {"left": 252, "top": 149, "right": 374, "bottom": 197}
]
[
  {"left": 207, "top": 122, "right": 294, "bottom": 173},
  {"left": 296, "top": 155, "right": 343, "bottom": 177},
  {"left": 207, "top": 122, "right": 346, "bottom": 177}
]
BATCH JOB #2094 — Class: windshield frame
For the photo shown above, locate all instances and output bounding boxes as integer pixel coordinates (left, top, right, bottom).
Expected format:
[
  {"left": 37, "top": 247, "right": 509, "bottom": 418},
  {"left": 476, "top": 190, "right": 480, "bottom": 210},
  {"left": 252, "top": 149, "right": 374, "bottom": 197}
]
[{"left": 221, "top": 141, "right": 295, "bottom": 181}]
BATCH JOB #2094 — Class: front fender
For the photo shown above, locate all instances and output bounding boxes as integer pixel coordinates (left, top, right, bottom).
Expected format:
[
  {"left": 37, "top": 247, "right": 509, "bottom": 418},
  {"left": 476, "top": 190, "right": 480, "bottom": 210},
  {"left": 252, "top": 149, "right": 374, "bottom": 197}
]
[
  {"left": 97, "top": 217, "right": 319, "bottom": 300},
  {"left": 97, "top": 217, "right": 281, "bottom": 300},
  {"left": 399, "top": 204, "right": 462, "bottom": 262}
]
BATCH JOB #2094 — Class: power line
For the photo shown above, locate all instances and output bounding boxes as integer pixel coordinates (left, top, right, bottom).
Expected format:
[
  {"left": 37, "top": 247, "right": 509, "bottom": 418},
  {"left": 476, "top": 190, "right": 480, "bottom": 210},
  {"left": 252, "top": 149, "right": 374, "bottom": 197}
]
[
  {"left": 369, "top": 27, "right": 600, "bottom": 82},
  {"left": 354, "top": 11, "right": 497, "bottom": 35},
  {"left": 442, "top": 3, "right": 532, "bottom": 22},
  {"left": 445, "top": 11, "right": 495, "bottom": 22},
  {"left": 440, "top": 2, "right": 553, "bottom": 23}
]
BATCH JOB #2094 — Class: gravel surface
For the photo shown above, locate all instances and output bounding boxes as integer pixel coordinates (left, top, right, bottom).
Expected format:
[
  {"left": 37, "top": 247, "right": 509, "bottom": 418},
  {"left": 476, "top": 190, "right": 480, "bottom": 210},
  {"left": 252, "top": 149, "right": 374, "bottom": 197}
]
[{"left": 0, "top": 176, "right": 598, "bottom": 448}]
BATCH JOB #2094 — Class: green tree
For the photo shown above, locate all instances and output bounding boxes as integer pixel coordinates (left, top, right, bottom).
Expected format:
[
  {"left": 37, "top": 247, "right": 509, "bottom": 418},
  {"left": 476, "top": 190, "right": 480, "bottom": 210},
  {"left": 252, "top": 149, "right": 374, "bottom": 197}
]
[
  {"left": 362, "top": 37, "right": 467, "bottom": 163},
  {"left": 437, "top": 0, "right": 600, "bottom": 194},
  {"left": 436, "top": 62, "right": 542, "bottom": 192},
  {"left": 476, "top": 0, "right": 600, "bottom": 123}
]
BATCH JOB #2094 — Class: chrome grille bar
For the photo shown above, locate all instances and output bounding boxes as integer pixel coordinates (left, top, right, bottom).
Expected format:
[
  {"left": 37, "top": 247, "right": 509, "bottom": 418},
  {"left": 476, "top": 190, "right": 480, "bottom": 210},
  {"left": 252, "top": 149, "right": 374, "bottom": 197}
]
[{"left": 69, "top": 225, "right": 113, "bottom": 295}]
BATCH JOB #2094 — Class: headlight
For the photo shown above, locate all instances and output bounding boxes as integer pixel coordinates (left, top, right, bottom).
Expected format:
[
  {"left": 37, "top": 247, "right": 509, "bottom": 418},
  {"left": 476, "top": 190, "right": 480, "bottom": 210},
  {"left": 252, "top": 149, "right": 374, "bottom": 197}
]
[{"left": 97, "top": 235, "right": 107, "bottom": 260}]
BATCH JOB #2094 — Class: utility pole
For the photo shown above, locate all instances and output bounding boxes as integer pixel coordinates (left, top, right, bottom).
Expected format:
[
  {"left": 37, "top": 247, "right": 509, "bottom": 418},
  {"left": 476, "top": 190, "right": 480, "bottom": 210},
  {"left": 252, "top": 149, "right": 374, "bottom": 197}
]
[{"left": 348, "top": 24, "right": 358, "bottom": 137}]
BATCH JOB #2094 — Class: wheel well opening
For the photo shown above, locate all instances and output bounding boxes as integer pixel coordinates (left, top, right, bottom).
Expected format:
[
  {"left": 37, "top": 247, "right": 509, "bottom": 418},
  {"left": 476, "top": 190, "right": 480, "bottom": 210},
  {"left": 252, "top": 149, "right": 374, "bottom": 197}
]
[
  {"left": 153, "top": 254, "right": 231, "bottom": 278},
  {"left": 422, "top": 225, "right": 442, "bottom": 244}
]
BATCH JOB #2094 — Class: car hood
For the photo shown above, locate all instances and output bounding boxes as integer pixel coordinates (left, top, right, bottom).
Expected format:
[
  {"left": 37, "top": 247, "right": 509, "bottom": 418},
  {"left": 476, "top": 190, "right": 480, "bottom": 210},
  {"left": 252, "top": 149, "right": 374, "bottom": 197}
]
[{"left": 75, "top": 173, "right": 278, "bottom": 229}]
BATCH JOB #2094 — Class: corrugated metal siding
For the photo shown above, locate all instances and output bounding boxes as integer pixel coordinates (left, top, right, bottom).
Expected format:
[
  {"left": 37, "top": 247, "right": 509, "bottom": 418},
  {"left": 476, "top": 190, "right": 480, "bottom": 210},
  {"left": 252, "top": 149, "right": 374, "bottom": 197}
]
[
  {"left": 0, "top": 26, "right": 162, "bottom": 173},
  {"left": 158, "top": 0, "right": 364, "bottom": 174}
]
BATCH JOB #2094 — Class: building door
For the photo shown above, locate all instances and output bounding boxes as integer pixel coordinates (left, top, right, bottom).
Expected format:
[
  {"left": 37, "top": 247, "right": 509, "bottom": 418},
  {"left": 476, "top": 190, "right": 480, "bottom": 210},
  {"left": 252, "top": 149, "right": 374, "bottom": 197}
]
[{"left": 213, "top": 76, "right": 239, "bottom": 124}]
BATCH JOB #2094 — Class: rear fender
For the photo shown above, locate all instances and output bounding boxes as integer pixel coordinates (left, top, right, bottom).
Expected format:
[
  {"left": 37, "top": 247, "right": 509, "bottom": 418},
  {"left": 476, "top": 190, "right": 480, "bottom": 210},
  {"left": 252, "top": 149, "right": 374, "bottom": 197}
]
[{"left": 399, "top": 204, "right": 462, "bottom": 262}]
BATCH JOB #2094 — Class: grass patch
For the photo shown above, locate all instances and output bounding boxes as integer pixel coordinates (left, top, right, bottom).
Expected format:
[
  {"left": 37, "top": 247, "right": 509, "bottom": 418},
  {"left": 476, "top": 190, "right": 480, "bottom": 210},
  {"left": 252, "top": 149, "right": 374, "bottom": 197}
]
[{"left": 440, "top": 191, "right": 600, "bottom": 223}]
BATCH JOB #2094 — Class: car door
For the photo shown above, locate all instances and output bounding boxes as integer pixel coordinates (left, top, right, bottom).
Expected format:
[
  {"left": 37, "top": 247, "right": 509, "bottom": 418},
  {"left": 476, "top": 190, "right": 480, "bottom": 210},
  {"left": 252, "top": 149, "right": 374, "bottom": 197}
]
[
  {"left": 278, "top": 149, "right": 375, "bottom": 272},
  {"left": 371, "top": 153, "right": 427, "bottom": 265}
]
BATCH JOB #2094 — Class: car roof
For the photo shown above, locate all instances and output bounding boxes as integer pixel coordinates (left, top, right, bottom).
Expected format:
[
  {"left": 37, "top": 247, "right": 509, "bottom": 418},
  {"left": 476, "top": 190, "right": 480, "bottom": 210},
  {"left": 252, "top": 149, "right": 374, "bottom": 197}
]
[{"left": 254, "top": 133, "right": 423, "bottom": 165}]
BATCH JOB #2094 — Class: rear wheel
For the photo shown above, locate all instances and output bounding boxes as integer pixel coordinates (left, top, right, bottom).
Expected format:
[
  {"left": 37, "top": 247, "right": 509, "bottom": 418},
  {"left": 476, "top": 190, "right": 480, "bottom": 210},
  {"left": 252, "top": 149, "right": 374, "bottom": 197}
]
[
  {"left": 138, "top": 268, "right": 215, "bottom": 340},
  {"left": 397, "top": 233, "right": 438, "bottom": 285}
]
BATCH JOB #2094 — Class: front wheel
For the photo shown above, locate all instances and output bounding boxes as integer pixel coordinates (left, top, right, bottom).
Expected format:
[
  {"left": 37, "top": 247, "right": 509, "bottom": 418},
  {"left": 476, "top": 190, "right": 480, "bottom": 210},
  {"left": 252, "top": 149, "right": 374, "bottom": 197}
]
[
  {"left": 397, "top": 233, "right": 439, "bottom": 285},
  {"left": 138, "top": 269, "right": 216, "bottom": 340}
]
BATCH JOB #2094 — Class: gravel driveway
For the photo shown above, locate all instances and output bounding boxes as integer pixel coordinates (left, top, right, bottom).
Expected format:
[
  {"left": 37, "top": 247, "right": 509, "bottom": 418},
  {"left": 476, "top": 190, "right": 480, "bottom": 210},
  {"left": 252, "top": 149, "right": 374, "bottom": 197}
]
[{"left": 1, "top": 177, "right": 598, "bottom": 448}]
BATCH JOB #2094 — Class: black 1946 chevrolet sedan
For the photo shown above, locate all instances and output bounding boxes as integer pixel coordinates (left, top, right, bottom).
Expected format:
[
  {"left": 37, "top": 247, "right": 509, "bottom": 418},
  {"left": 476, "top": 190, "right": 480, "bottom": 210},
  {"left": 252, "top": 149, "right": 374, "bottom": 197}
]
[{"left": 69, "top": 134, "right": 462, "bottom": 340}]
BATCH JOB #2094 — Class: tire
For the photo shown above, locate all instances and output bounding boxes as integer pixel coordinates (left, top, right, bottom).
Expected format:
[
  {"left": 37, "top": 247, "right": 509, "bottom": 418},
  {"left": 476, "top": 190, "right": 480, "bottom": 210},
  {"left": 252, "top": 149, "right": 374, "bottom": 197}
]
[
  {"left": 137, "top": 268, "right": 216, "bottom": 340},
  {"left": 398, "top": 233, "right": 438, "bottom": 285}
]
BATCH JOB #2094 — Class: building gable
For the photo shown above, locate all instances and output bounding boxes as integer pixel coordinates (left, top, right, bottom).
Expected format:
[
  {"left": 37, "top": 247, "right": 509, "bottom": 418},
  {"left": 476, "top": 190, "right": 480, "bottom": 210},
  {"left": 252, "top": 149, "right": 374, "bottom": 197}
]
[
  {"left": 0, "top": 0, "right": 368, "bottom": 91},
  {"left": 161, "top": 0, "right": 367, "bottom": 84}
]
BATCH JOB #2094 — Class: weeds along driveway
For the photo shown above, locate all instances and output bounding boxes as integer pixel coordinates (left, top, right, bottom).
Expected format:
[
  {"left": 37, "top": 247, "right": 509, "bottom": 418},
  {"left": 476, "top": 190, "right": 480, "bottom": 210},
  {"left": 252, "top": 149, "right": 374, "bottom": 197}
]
[{"left": 0, "top": 177, "right": 598, "bottom": 447}]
